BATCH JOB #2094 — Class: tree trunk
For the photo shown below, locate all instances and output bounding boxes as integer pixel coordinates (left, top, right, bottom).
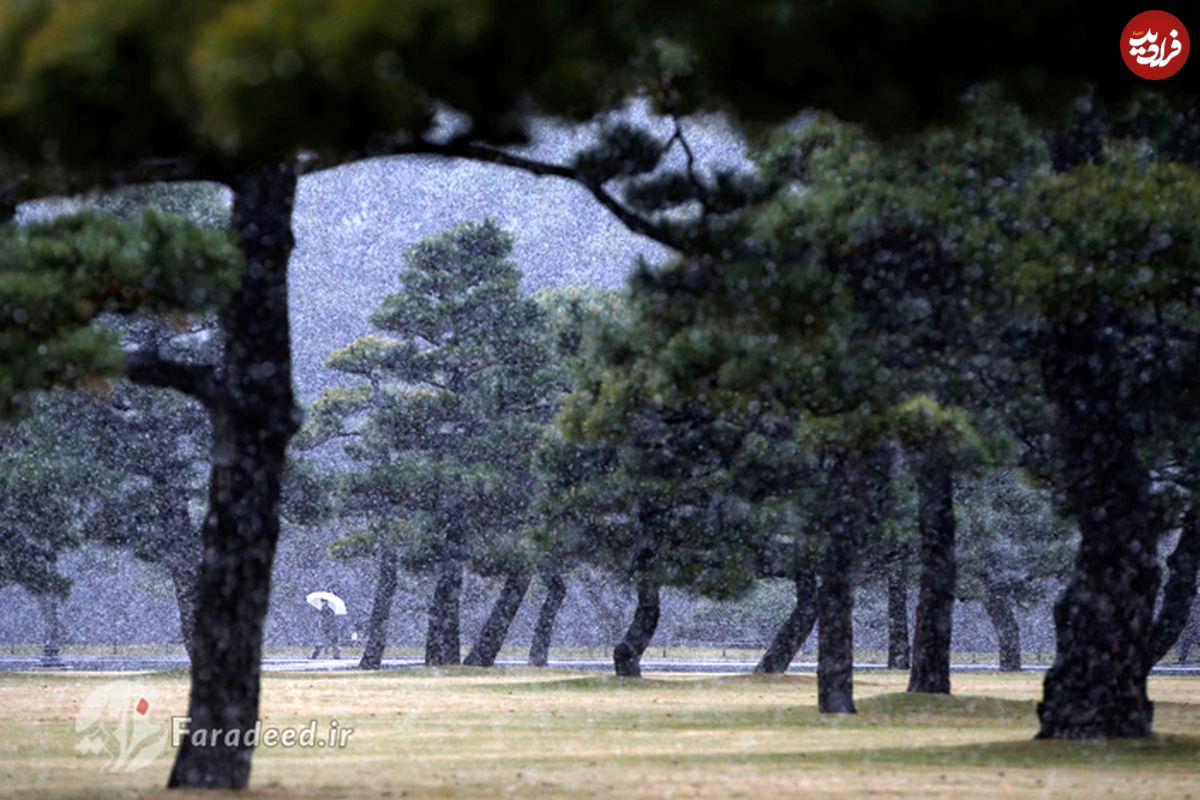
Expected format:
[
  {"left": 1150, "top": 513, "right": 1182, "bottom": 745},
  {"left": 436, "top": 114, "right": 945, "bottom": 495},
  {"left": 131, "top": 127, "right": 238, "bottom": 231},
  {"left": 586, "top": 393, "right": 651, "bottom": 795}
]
[
  {"left": 165, "top": 502, "right": 201, "bottom": 664},
  {"left": 817, "top": 563, "right": 856, "bottom": 713},
  {"left": 168, "top": 163, "right": 300, "bottom": 789},
  {"left": 1036, "top": 317, "right": 1158, "bottom": 740},
  {"left": 817, "top": 451, "right": 864, "bottom": 714},
  {"left": 167, "top": 560, "right": 197, "bottom": 663},
  {"left": 1149, "top": 508, "right": 1200, "bottom": 664},
  {"left": 0, "top": 184, "right": 17, "bottom": 225},
  {"left": 613, "top": 580, "right": 660, "bottom": 677},
  {"left": 980, "top": 577, "right": 1021, "bottom": 671},
  {"left": 887, "top": 550, "right": 911, "bottom": 670},
  {"left": 464, "top": 572, "right": 531, "bottom": 667},
  {"left": 528, "top": 568, "right": 567, "bottom": 667},
  {"left": 907, "top": 444, "right": 956, "bottom": 694},
  {"left": 38, "top": 594, "right": 63, "bottom": 666},
  {"left": 359, "top": 547, "right": 399, "bottom": 670},
  {"left": 425, "top": 553, "right": 464, "bottom": 666},
  {"left": 755, "top": 570, "right": 817, "bottom": 674}
]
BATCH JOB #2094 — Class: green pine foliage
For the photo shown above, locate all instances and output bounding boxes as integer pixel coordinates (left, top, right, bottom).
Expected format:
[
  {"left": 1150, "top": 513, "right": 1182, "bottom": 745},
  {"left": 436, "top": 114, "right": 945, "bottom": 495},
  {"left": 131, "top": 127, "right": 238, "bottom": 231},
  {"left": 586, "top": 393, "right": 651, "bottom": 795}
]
[
  {"left": 538, "top": 284, "right": 805, "bottom": 600},
  {"left": 0, "top": 0, "right": 645, "bottom": 171},
  {"left": 0, "top": 390, "right": 124, "bottom": 596},
  {"left": 307, "top": 220, "right": 559, "bottom": 577},
  {"left": 0, "top": 209, "right": 241, "bottom": 415},
  {"left": 955, "top": 469, "right": 1076, "bottom": 607}
]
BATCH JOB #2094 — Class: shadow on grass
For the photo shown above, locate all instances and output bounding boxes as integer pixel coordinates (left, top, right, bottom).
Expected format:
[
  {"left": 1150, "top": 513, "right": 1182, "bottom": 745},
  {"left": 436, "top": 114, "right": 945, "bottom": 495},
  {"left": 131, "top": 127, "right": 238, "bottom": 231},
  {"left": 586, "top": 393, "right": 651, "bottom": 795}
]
[
  {"left": 260, "top": 665, "right": 587, "bottom": 682},
  {"left": 477, "top": 672, "right": 832, "bottom": 694},
  {"left": 488, "top": 733, "right": 1200, "bottom": 772},
  {"left": 477, "top": 674, "right": 702, "bottom": 692},
  {"left": 857, "top": 692, "right": 1035, "bottom": 719},
  {"left": 803, "top": 733, "right": 1200, "bottom": 769}
]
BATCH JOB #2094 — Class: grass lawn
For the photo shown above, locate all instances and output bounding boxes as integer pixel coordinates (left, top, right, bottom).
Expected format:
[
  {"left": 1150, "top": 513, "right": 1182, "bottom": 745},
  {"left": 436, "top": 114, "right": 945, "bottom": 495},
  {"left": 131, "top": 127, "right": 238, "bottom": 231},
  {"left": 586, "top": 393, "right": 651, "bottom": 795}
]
[{"left": 0, "top": 668, "right": 1197, "bottom": 799}]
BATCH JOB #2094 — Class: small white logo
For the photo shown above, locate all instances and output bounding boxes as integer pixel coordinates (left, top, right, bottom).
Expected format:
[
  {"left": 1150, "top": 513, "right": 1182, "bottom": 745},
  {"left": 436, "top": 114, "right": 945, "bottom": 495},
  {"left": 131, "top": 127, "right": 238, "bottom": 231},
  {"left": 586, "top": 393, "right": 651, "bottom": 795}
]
[{"left": 75, "top": 681, "right": 167, "bottom": 773}]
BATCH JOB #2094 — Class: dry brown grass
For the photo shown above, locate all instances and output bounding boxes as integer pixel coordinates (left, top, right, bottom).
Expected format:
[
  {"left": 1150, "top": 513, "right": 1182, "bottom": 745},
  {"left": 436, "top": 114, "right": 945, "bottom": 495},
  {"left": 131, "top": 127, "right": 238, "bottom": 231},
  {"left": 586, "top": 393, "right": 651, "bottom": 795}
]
[{"left": 0, "top": 668, "right": 1197, "bottom": 799}]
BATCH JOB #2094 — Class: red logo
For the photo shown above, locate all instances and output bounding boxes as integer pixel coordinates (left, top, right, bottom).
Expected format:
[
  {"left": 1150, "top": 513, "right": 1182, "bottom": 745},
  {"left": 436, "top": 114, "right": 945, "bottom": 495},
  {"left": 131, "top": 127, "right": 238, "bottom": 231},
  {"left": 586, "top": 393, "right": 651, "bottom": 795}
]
[{"left": 1122, "top": 10, "right": 1189, "bottom": 79}]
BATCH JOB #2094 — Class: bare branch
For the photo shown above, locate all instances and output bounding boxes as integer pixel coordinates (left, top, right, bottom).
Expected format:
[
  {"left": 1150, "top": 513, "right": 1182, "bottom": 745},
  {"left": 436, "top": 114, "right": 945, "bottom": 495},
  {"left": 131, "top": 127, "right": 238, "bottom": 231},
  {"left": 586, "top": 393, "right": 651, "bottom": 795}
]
[
  {"left": 8, "top": 131, "right": 694, "bottom": 255},
  {"left": 2, "top": 155, "right": 234, "bottom": 211},
  {"left": 125, "top": 349, "right": 220, "bottom": 407},
  {"left": 670, "top": 115, "right": 711, "bottom": 216},
  {"left": 355, "top": 138, "right": 690, "bottom": 252}
]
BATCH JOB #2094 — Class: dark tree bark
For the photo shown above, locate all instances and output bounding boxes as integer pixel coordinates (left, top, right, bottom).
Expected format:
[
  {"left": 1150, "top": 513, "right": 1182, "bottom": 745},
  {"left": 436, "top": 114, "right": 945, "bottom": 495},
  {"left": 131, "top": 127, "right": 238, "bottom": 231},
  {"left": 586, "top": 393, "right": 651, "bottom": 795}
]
[
  {"left": 168, "top": 164, "right": 301, "bottom": 789},
  {"left": 613, "top": 580, "right": 660, "bottom": 677},
  {"left": 165, "top": 503, "right": 201, "bottom": 663},
  {"left": 817, "top": 564, "right": 856, "bottom": 713},
  {"left": 528, "top": 568, "right": 567, "bottom": 667},
  {"left": 167, "top": 560, "right": 197, "bottom": 663},
  {"left": 1036, "top": 317, "right": 1159, "bottom": 740},
  {"left": 1149, "top": 508, "right": 1200, "bottom": 664},
  {"left": 464, "top": 572, "right": 531, "bottom": 667},
  {"left": 360, "top": 547, "right": 399, "bottom": 670},
  {"left": 37, "top": 594, "right": 63, "bottom": 666},
  {"left": 755, "top": 570, "right": 818, "bottom": 674},
  {"left": 0, "top": 182, "right": 19, "bottom": 225},
  {"left": 425, "top": 554, "right": 464, "bottom": 666},
  {"left": 887, "top": 550, "right": 911, "bottom": 670},
  {"left": 980, "top": 577, "right": 1021, "bottom": 671},
  {"left": 817, "top": 451, "right": 865, "bottom": 714},
  {"left": 907, "top": 444, "right": 956, "bottom": 695}
]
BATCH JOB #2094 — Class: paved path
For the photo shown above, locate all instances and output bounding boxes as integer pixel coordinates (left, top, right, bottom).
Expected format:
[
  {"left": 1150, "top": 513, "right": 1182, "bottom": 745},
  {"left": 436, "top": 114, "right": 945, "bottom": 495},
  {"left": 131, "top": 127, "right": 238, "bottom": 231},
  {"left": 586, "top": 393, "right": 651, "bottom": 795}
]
[{"left": 4, "top": 655, "right": 1200, "bottom": 676}]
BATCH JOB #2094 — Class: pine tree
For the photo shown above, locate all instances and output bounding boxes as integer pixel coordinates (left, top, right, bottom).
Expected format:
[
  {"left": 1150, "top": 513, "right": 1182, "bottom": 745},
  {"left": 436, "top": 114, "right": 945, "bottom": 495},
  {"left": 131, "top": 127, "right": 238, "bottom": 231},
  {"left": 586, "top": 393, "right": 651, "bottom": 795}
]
[
  {"left": 0, "top": 5, "right": 675, "bottom": 784},
  {"left": 625, "top": 90, "right": 1200, "bottom": 735},
  {"left": 539, "top": 286, "right": 806, "bottom": 677},
  {"left": 955, "top": 469, "right": 1076, "bottom": 671},
  {"left": 307, "top": 220, "right": 558, "bottom": 666}
]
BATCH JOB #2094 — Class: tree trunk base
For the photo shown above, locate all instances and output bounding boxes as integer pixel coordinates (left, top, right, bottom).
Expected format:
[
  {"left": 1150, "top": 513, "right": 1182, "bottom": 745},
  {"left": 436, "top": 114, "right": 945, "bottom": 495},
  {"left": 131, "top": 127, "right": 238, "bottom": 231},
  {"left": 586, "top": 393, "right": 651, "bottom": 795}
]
[
  {"left": 1036, "top": 700, "right": 1153, "bottom": 739},
  {"left": 755, "top": 570, "right": 817, "bottom": 674},
  {"left": 819, "top": 688, "right": 856, "bottom": 714},
  {"left": 425, "top": 556, "right": 463, "bottom": 667},
  {"left": 167, "top": 745, "right": 253, "bottom": 789},
  {"left": 613, "top": 643, "right": 641, "bottom": 677},
  {"left": 612, "top": 581, "right": 659, "bottom": 678},
  {"left": 907, "top": 674, "right": 951, "bottom": 693},
  {"left": 1034, "top": 316, "right": 1160, "bottom": 742},
  {"left": 816, "top": 451, "right": 863, "bottom": 714},
  {"left": 528, "top": 570, "right": 567, "bottom": 667},
  {"left": 39, "top": 645, "right": 64, "bottom": 669},
  {"left": 464, "top": 573, "right": 530, "bottom": 667},
  {"left": 907, "top": 446, "right": 955, "bottom": 696},
  {"left": 360, "top": 548, "right": 399, "bottom": 670}
]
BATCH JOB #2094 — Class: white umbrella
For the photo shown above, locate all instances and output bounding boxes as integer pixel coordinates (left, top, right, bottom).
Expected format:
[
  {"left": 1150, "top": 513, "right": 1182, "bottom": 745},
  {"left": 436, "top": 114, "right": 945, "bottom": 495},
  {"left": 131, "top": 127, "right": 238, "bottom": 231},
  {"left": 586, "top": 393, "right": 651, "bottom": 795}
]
[{"left": 306, "top": 591, "right": 348, "bottom": 616}]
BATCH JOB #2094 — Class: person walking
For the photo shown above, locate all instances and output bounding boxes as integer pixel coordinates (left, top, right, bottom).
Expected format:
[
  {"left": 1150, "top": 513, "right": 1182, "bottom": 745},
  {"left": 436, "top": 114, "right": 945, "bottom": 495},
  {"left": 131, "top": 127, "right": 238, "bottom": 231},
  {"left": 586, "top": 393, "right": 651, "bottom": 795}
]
[{"left": 311, "top": 599, "right": 340, "bottom": 659}]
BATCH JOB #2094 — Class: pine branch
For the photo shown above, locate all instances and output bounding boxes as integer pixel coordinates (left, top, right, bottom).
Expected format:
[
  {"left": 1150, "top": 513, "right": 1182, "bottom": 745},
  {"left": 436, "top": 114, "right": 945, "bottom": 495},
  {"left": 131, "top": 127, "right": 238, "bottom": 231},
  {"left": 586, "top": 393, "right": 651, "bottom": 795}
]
[
  {"left": 669, "top": 115, "right": 711, "bottom": 217},
  {"left": 7, "top": 134, "right": 691, "bottom": 253},
  {"left": 125, "top": 349, "right": 219, "bottom": 407},
  {"left": 361, "top": 138, "right": 690, "bottom": 252}
]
